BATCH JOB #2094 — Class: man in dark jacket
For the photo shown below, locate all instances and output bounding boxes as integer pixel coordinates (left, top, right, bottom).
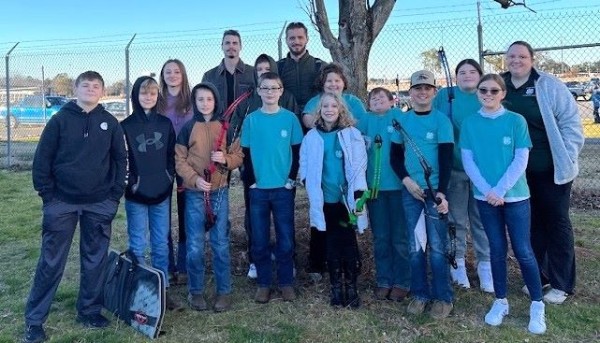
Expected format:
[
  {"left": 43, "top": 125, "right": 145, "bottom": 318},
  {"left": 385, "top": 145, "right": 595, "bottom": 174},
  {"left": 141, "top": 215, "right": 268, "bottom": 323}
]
[
  {"left": 24, "top": 71, "right": 127, "bottom": 343},
  {"left": 202, "top": 29, "right": 255, "bottom": 112},
  {"left": 277, "top": 22, "right": 325, "bottom": 128}
]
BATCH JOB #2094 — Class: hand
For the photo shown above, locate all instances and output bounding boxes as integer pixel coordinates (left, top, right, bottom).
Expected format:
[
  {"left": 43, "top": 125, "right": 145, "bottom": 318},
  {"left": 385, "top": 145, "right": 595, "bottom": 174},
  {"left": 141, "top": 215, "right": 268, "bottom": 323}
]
[
  {"left": 210, "top": 151, "right": 226, "bottom": 164},
  {"left": 403, "top": 177, "right": 425, "bottom": 201},
  {"left": 195, "top": 177, "right": 212, "bottom": 192},
  {"left": 435, "top": 196, "right": 449, "bottom": 214},
  {"left": 354, "top": 199, "right": 366, "bottom": 216},
  {"left": 284, "top": 179, "right": 295, "bottom": 190},
  {"left": 485, "top": 191, "right": 504, "bottom": 207}
]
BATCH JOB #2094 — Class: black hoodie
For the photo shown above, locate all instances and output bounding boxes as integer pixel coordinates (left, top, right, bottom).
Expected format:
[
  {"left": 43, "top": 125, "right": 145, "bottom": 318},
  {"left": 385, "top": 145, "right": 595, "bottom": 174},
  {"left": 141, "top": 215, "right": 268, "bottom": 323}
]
[
  {"left": 120, "top": 76, "right": 176, "bottom": 204},
  {"left": 32, "top": 100, "right": 127, "bottom": 204},
  {"left": 228, "top": 54, "right": 299, "bottom": 144}
]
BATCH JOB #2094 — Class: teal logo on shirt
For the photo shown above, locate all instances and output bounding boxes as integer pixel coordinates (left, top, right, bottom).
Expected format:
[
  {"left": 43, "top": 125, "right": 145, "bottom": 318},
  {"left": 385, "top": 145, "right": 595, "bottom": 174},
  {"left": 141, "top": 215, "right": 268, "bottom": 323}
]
[
  {"left": 387, "top": 125, "right": 394, "bottom": 133},
  {"left": 335, "top": 150, "right": 343, "bottom": 159},
  {"left": 426, "top": 132, "right": 434, "bottom": 140},
  {"left": 503, "top": 136, "right": 512, "bottom": 145},
  {"left": 281, "top": 129, "right": 288, "bottom": 138},
  {"left": 525, "top": 87, "right": 536, "bottom": 96}
]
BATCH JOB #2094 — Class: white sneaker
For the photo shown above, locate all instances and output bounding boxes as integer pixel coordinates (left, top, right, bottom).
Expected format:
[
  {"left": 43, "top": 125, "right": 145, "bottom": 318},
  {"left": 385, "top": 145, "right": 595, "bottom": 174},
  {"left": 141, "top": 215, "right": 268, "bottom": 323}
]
[
  {"left": 247, "top": 263, "right": 257, "bottom": 279},
  {"left": 522, "top": 283, "right": 551, "bottom": 297},
  {"left": 477, "top": 261, "right": 494, "bottom": 293},
  {"left": 484, "top": 298, "right": 509, "bottom": 326},
  {"left": 528, "top": 301, "right": 546, "bottom": 334},
  {"left": 544, "top": 288, "right": 568, "bottom": 304},
  {"left": 450, "top": 258, "right": 471, "bottom": 288}
]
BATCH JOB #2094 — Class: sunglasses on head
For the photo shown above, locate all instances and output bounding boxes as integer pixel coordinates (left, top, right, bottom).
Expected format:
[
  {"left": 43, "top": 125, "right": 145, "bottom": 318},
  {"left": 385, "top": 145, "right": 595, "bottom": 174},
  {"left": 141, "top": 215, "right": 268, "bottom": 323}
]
[{"left": 478, "top": 88, "right": 502, "bottom": 95}]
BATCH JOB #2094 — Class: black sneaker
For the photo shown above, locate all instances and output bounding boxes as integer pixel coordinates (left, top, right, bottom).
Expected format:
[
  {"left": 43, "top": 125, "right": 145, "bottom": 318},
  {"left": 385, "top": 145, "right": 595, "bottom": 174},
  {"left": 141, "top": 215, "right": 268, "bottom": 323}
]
[
  {"left": 23, "top": 325, "right": 46, "bottom": 343},
  {"left": 76, "top": 313, "right": 110, "bottom": 328}
]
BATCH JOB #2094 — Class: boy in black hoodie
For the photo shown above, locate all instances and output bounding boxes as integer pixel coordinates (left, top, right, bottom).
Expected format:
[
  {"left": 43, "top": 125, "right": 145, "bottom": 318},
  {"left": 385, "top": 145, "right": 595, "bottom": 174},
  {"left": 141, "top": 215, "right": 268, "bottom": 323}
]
[
  {"left": 120, "top": 76, "right": 182, "bottom": 311},
  {"left": 25, "top": 71, "right": 127, "bottom": 343}
]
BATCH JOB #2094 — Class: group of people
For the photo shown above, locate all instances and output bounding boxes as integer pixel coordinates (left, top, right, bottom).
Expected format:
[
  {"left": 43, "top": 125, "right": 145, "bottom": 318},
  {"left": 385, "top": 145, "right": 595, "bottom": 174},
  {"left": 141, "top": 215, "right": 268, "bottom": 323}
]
[{"left": 22, "top": 19, "right": 584, "bottom": 343}]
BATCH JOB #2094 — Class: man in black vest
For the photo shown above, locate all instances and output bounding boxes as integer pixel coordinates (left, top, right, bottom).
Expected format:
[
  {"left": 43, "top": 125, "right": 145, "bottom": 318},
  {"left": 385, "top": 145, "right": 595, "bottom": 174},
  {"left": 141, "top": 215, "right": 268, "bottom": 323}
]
[{"left": 277, "top": 22, "right": 325, "bottom": 132}]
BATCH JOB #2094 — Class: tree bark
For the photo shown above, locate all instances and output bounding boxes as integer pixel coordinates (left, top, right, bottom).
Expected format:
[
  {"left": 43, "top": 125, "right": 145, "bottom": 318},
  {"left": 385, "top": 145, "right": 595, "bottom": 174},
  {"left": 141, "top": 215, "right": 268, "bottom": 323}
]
[{"left": 308, "top": 0, "right": 396, "bottom": 100}]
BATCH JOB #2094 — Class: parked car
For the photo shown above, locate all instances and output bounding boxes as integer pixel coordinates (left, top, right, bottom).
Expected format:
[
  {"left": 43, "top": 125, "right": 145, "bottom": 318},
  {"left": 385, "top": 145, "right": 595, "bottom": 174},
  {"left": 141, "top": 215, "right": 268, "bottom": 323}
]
[
  {"left": 102, "top": 101, "right": 128, "bottom": 120},
  {"left": 565, "top": 81, "right": 592, "bottom": 101},
  {"left": 0, "top": 95, "right": 68, "bottom": 128},
  {"left": 393, "top": 90, "right": 412, "bottom": 112}
]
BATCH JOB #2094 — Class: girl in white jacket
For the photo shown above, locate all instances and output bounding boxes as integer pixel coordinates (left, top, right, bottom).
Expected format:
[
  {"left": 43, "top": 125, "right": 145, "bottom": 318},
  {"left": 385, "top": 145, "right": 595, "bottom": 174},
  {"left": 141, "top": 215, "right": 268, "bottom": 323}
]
[{"left": 300, "top": 92, "right": 368, "bottom": 308}]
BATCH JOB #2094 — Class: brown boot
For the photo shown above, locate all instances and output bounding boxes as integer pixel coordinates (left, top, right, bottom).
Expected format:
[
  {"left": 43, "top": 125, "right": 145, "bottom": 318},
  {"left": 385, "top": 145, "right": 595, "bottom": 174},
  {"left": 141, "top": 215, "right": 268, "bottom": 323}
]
[
  {"left": 388, "top": 287, "right": 409, "bottom": 302},
  {"left": 213, "top": 294, "right": 232, "bottom": 312},
  {"left": 254, "top": 287, "right": 271, "bottom": 304},
  {"left": 188, "top": 293, "right": 207, "bottom": 311},
  {"left": 166, "top": 291, "right": 184, "bottom": 311},
  {"left": 374, "top": 287, "right": 391, "bottom": 300}
]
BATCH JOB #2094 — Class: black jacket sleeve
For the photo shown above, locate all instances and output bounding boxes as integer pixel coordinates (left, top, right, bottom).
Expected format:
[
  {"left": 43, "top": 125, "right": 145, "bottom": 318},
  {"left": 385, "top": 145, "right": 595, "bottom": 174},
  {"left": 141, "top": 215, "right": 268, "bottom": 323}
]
[
  {"left": 167, "top": 124, "right": 176, "bottom": 179},
  {"left": 32, "top": 118, "right": 60, "bottom": 203},
  {"left": 109, "top": 123, "right": 128, "bottom": 202},
  {"left": 390, "top": 142, "right": 409, "bottom": 181},
  {"left": 242, "top": 147, "right": 256, "bottom": 186},
  {"left": 288, "top": 144, "right": 300, "bottom": 180},
  {"left": 437, "top": 142, "right": 454, "bottom": 195}
]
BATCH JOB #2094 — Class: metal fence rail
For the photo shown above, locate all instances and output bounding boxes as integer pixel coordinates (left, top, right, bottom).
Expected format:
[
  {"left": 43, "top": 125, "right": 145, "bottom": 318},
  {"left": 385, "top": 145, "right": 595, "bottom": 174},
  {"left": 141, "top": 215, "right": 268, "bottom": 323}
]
[{"left": 2, "top": 9, "right": 599, "bottom": 189}]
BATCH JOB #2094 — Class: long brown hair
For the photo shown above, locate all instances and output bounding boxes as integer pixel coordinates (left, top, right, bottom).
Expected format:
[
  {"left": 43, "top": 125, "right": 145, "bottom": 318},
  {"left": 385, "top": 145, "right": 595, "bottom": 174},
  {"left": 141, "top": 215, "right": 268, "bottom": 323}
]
[{"left": 157, "top": 59, "right": 192, "bottom": 115}]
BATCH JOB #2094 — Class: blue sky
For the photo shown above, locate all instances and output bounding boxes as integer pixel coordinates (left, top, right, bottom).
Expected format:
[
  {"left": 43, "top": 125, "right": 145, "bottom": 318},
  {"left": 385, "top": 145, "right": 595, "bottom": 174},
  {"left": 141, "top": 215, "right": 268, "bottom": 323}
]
[{"left": 1, "top": 0, "right": 598, "bottom": 84}]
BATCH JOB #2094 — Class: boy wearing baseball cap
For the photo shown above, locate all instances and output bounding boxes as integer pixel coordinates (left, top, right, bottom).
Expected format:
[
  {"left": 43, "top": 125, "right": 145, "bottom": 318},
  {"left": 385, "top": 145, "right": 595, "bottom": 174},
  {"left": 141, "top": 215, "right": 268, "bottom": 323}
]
[{"left": 390, "top": 70, "right": 455, "bottom": 319}]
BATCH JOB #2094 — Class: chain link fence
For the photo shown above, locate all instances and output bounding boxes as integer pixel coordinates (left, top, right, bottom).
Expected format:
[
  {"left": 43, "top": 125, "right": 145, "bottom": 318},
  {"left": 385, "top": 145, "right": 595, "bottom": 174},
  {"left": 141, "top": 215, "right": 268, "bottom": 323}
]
[{"left": 2, "top": 9, "right": 599, "bottom": 190}]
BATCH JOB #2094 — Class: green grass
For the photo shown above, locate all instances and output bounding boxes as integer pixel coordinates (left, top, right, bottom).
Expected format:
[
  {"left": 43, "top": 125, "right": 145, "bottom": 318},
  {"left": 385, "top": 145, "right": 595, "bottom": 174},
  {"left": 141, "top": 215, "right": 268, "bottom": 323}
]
[{"left": 0, "top": 171, "right": 599, "bottom": 343}]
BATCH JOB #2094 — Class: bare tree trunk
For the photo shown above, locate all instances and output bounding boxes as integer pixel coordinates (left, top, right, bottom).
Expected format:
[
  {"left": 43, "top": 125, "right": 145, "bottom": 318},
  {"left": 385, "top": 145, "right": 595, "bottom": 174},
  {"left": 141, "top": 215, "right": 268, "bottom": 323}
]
[{"left": 307, "top": 0, "right": 396, "bottom": 101}]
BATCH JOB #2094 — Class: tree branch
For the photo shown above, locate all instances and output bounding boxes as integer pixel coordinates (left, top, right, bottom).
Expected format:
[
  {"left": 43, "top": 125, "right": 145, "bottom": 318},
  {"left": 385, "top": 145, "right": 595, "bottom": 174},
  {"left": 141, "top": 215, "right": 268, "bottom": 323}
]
[
  {"left": 370, "top": 0, "right": 396, "bottom": 39},
  {"left": 309, "top": 0, "right": 338, "bottom": 50}
]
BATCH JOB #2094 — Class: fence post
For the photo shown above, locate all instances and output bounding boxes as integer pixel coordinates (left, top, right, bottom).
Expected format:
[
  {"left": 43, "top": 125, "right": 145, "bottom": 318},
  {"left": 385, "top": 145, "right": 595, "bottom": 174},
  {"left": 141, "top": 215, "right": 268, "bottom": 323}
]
[
  {"left": 5, "top": 42, "right": 19, "bottom": 168},
  {"left": 278, "top": 21, "right": 287, "bottom": 60},
  {"left": 125, "top": 34, "right": 136, "bottom": 116},
  {"left": 477, "top": 0, "right": 484, "bottom": 69}
]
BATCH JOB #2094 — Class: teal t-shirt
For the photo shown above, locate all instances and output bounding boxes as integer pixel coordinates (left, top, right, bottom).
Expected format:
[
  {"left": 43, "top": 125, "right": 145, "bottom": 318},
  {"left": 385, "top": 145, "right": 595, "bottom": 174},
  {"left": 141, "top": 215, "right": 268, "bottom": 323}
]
[
  {"left": 433, "top": 86, "right": 481, "bottom": 171},
  {"left": 318, "top": 129, "right": 346, "bottom": 203},
  {"left": 390, "top": 109, "right": 454, "bottom": 190},
  {"left": 303, "top": 93, "right": 367, "bottom": 122},
  {"left": 240, "top": 108, "right": 303, "bottom": 189},
  {"left": 356, "top": 108, "right": 403, "bottom": 191},
  {"left": 460, "top": 110, "right": 532, "bottom": 199}
]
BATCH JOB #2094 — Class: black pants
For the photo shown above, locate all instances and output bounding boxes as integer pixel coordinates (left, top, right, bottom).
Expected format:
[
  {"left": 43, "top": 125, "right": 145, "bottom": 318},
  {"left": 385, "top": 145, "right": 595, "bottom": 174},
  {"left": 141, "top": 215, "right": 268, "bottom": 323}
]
[
  {"left": 324, "top": 202, "right": 359, "bottom": 265},
  {"left": 527, "top": 170, "right": 576, "bottom": 294},
  {"left": 168, "top": 179, "right": 187, "bottom": 274},
  {"left": 25, "top": 198, "right": 118, "bottom": 325}
]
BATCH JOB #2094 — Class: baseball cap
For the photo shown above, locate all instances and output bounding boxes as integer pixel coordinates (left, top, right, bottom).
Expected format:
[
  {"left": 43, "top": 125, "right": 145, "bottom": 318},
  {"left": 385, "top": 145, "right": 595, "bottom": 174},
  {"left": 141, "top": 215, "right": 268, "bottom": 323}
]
[{"left": 410, "top": 70, "right": 436, "bottom": 88}]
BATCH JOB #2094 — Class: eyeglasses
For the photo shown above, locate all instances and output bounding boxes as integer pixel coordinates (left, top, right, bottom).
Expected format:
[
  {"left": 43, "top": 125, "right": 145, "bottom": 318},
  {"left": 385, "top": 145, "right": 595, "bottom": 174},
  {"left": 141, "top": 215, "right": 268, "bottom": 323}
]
[
  {"left": 478, "top": 88, "right": 502, "bottom": 95},
  {"left": 258, "top": 87, "right": 282, "bottom": 92}
]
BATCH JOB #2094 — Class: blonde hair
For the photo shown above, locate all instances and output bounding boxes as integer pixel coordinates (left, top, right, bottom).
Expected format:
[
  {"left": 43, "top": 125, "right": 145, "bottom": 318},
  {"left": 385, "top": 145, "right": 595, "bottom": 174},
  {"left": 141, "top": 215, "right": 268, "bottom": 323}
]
[
  {"left": 140, "top": 78, "right": 159, "bottom": 93},
  {"left": 313, "top": 92, "right": 355, "bottom": 129}
]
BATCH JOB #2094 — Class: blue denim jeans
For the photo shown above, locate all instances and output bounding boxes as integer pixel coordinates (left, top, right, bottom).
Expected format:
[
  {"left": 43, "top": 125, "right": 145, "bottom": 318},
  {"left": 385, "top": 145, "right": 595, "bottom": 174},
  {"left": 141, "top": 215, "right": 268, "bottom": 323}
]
[
  {"left": 368, "top": 190, "right": 410, "bottom": 289},
  {"left": 402, "top": 189, "right": 453, "bottom": 303},
  {"left": 125, "top": 197, "right": 170, "bottom": 287},
  {"left": 249, "top": 187, "right": 295, "bottom": 288},
  {"left": 477, "top": 199, "right": 542, "bottom": 301},
  {"left": 446, "top": 169, "right": 490, "bottom": 262},
  {"left": 185, "top": 188, "right": 231, "bottom": 295}
]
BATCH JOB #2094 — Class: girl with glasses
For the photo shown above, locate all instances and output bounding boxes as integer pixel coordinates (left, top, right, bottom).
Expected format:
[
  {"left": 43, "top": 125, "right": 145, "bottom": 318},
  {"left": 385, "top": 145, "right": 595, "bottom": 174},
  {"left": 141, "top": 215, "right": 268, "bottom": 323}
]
[{"left": 460, "top": 73, "right": 546, "bottom": 334}]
